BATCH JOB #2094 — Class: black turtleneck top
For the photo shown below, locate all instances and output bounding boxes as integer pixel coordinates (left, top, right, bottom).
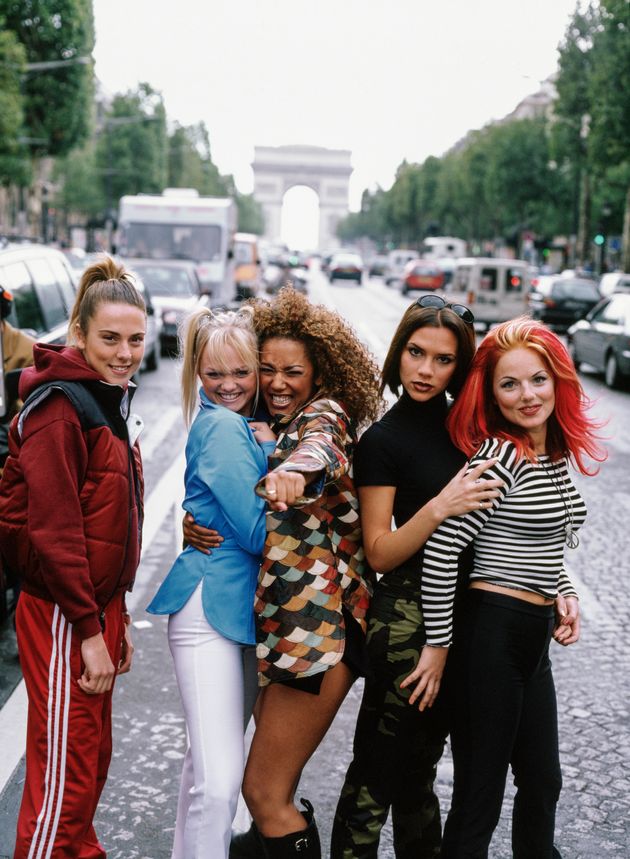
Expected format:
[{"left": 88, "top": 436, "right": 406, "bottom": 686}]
[{"left": 354, "top": 391, "right": 470, "bottom": 579}]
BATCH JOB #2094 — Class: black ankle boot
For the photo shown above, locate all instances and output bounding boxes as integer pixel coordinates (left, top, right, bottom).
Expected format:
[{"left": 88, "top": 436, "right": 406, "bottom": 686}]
[
  {"left": 260, "top": 799, "right": 321, "bottom": 858},
  {"left": 230, "top": 821, "right": 267, "bottom": 858}
]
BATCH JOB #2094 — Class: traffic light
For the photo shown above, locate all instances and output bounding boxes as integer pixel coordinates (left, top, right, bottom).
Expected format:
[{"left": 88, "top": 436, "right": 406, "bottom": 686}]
[{"left": 594, "top": 233, "right": 605, "bottom": 247}]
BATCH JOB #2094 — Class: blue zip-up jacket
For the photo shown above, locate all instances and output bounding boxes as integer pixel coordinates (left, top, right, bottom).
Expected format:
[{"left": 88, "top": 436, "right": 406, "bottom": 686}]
[{"left": 147, "top": 390, "right": 274, "bottom": 644}]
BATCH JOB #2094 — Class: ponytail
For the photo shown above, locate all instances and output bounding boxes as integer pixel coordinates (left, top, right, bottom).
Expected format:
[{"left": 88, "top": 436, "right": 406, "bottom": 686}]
[
  {"left": 180, "top": 305, "right": 259, "bottom": 427},
  {"left": 67, "top": 255, "right": 145, "bottom": 346}
]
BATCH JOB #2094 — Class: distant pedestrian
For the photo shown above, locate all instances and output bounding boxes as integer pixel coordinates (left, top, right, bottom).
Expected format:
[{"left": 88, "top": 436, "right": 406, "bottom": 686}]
[
  {"left": 0, "top": 257, "right": 146, "bottom": 859},
  {"left": 185, "top": 288, "right": 382, "bottom": 859},
  {"left": 0, "top": 284, "right": 36, "bottom": 472},
  {"left": 147, "top": 306, "right": 276, "bottom": 858},
  {"left": 331, "top": 295, "right": 502, "bottom": 859},
  {"left": 404, "top": 316, "right": 604, "bottom": 858}
]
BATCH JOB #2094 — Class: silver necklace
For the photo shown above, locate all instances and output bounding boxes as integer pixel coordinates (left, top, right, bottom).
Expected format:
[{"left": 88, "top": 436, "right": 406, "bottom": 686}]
[{"left": 538, "top": 457, "right": 579, "bottom": 549}]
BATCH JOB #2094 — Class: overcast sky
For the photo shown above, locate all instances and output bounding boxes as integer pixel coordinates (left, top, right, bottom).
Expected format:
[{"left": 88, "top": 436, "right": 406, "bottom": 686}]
[{"left": 92, "top": 0, "right": 580, "bottom": 230}]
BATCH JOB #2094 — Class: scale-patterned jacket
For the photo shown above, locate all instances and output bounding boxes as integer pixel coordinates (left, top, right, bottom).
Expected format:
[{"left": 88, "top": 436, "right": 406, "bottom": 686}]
[{"left": 254, "top": 397, "right": 372, "bottom": 683}]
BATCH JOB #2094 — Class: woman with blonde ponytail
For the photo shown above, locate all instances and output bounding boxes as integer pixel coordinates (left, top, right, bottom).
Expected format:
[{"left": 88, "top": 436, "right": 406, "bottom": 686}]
[
  {"left": 147, "top": 305, "right": 276, "bottom": 859},
  {"left": 0, "top": 255, "right": 147, "bottom": 859}
]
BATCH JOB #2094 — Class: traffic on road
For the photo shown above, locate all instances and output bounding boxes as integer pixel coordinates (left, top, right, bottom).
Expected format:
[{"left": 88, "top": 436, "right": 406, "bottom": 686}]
[{"left": 1, "top": 263, "right": 629, "bottom": 858}]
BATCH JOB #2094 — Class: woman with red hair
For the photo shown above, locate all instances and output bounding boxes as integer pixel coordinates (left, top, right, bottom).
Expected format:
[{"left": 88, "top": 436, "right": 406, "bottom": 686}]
[{"left": 403, "top": 315, "right": 605, "bottom": 859}]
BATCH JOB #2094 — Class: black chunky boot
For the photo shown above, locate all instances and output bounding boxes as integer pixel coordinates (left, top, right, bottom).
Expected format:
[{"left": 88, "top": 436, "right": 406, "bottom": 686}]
[
  {"left": 260, "top": 799, "right": 321, "bottom": 858},
  {"left": 229, "top": 821, "right": 267, "bottom": 858}
]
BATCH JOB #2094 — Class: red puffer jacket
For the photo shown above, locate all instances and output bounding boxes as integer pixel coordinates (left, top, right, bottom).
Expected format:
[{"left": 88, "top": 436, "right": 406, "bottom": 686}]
[{"left": 0, "top": 344, "right": 144, "bottom": 639}]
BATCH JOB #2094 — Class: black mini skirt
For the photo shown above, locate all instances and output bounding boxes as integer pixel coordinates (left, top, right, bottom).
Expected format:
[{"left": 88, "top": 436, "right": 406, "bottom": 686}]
[{"left": 275, "top": 605, "right": 369, "bottom": 696}]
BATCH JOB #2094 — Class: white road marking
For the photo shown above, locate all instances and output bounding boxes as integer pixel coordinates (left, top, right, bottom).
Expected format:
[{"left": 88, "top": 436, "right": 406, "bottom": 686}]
[
  {"left": 138, "top": 406, "right": 181, "bottom": 461},
  {"left": 0, "top": 681, "right": 28, "bottom": 790},
  {"left": 126, "top": 449, "right": 186, "bottom": 615}
]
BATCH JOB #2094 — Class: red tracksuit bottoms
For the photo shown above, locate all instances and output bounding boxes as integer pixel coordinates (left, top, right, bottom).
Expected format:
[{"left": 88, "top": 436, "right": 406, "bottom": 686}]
[{"left": 14, "top": 591, "right": 124, "bottom": 859}]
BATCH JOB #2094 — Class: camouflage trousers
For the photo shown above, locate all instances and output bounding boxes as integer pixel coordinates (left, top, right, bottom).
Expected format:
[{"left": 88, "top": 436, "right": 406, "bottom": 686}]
[{"left": 331, "top": 583, "right": 449, "bottom": 859}]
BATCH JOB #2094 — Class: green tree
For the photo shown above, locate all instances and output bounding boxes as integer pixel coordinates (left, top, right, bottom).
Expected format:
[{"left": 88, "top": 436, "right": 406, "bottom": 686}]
[
  {"left": 0, "top": 21, "right": 30, "bottom": 186},
  {"left": 482, "top": 118, "right": 561, "bottom": 252},
  {"left": 233, "top": 192, "right": 264, "bottom": 234},
  {"left": 0, "top": 0, "right": 94, "bottom": 158},
  {"left": 95, "top": 82, "right": 168, "bottom": 217},
  {"left": 168, "top": 121, "right": 225, "bottom": 196},
  {"left": 587, "top": 0, "right": 630, "bottom": 269},
  {"left": 553, "top": 2, "right": 600, "bottom": 265},
  {"left": 52, "top": 141, "right": 103, "bottom": 228}
]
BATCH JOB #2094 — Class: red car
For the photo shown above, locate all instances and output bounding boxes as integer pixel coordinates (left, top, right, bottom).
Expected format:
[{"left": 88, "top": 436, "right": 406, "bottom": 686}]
[{"left": 401, "top": 261, "right": 445, "bottom": 294}]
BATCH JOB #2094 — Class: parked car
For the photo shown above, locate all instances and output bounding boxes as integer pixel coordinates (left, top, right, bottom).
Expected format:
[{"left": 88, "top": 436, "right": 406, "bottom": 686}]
[
  {"left": 567, "top": 292, "right": 630, "bottom": 389},
  {"left": 328, "top": 252, "right": 363, "bottom": 284},
  {"left": 529, "top": 276, "right": 601, "bottom": 332},
  {"left": 599, "top": 271, "right": 630, "bottom": 297},
  {"left": 384, "top": 249, "right": 419, "bottom": 286},
  {"left": 262, "top": 253, "right": 308, "bottom": 295},
  {"left": 368, "top": 255, "right": 388, "bottom": 277},
  {"left": 401, "top": 261, "right": 445, "bottom": 295},
  {"left": 126, "top": 259, "right": 204, "bottom": 358},
  {"left": 0, "top": 243, "right": 77, "bottom": 345}
]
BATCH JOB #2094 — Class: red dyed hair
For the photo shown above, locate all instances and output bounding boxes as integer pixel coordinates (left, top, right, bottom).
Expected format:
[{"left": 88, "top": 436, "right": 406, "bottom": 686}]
[{"left": 447, "top": 316, "right": 606, "bottom": 475}]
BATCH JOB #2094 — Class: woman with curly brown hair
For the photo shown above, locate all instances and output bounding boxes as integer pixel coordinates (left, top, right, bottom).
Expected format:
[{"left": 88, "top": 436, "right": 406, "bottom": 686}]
[{"left": 185, "top": 287, "right": 381, "bottom": 858}]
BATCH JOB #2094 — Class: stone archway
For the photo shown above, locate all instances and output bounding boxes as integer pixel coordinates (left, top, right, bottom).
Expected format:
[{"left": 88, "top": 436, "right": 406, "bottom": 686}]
[{"left": 252, "top": 145, "right": 352, "bottom": 250}]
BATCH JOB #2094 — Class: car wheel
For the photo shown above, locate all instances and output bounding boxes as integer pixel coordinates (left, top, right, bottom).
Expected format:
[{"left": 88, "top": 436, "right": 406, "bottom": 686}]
[
  {"left": 567, "top": 339, "right": 581, "bottom": 371},
  {"left": 604, "top": 352, "right": 623, "bottom": 389},
  {"left": 401, "top": 285, "right": 409, "bottom": 296},
  {"left": 145, "top": 344, "right": 159, "bottom": 372}
]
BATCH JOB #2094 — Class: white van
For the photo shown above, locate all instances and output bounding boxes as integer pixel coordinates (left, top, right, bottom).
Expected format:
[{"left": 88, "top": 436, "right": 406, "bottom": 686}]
[
  {"left": 421, "top": 236, "right": 467, "bottom": 260},
  {"left": 384, "top": 249, "right": 419, "bottom": 286},
  {"left": 118, "top": 189, "right": 238, "bottom": 307},
  {"left": 447, "top": 257, "right": 530, "bottom": 327}
]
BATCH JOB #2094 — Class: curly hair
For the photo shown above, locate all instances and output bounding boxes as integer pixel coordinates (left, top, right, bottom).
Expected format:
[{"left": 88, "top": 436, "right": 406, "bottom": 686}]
[
  {"left": 248, "top": 288, "right": 382, "bottom": 428},
  {"left": 447, "top": 316, "right": 607, "bottom": 475}
]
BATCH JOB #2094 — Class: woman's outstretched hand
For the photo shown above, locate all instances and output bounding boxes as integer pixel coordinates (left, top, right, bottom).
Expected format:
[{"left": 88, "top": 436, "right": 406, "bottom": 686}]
[
  {"left": 400, "top": 645, "right": 449, "bottom": 711},
  {"left": 182, "top": 512, "right": 224, "bottom": 555},
  {"left": 263, "top": 470, "right": 307, "bottom": 512}
]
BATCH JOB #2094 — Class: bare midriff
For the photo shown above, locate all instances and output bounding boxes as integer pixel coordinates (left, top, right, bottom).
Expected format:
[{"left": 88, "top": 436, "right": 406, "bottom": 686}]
[{"left": 469, "top": 580, "right": 555, "bottom": 606}]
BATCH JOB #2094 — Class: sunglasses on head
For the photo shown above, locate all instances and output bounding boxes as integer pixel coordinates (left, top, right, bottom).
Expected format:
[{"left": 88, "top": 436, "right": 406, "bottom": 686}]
[{"left": 415, "top": 294, "right": 475, "bottom": 324}]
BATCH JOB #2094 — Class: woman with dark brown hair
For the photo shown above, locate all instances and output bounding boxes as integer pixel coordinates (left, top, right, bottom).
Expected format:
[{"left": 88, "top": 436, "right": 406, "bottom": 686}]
[{"left": 331, "top": 295, "right": 502, "bottom": 859}]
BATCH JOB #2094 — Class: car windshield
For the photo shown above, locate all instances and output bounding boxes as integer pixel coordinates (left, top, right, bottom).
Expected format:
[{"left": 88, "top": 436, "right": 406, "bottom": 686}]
[
  {"left": 333, "top": 255, "right": 361, "bottom": 265},
  {"left": 132, "top": 265, "right": 194, "bottom": 297},
  {"left": 120, "top": 223, "right": 221, "bottom": 262},
  {"left": 411, "top": 265, "right": 439, "bottom": 276},
  {"left": 552, "top": 281, "right": 600, "bottom": 300}
]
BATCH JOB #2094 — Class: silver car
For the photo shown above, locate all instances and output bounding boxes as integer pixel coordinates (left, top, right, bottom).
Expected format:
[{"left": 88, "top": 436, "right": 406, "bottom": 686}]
[{"left": 567, "top": 292, "right": 630, "bottom": 389}]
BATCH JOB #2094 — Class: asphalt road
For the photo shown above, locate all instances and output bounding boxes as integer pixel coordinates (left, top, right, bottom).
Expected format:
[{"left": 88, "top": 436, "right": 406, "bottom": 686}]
[{"left": 1, "top": 271, "right": 629, "bottom": 857}]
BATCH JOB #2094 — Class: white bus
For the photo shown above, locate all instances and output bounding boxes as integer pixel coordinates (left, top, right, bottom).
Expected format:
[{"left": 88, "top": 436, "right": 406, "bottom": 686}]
[{"left": 118, "top": 189, "right": 238, "bottom": 306}]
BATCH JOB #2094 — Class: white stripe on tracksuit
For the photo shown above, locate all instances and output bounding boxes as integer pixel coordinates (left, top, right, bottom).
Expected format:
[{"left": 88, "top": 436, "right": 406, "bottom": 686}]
[{"left": 27, "top": 606, "right": 73, "bottom": 859}]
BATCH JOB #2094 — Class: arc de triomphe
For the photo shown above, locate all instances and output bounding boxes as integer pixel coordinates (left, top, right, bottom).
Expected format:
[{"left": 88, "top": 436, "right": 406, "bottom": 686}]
[{"left": 252, "top": 145, "right": 352, "bottom": 250}]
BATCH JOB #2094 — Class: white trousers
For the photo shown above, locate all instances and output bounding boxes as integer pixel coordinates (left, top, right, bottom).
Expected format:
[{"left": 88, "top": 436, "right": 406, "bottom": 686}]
[{"left": 168, "top": 582, "right": 258, "bottom": 859}]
